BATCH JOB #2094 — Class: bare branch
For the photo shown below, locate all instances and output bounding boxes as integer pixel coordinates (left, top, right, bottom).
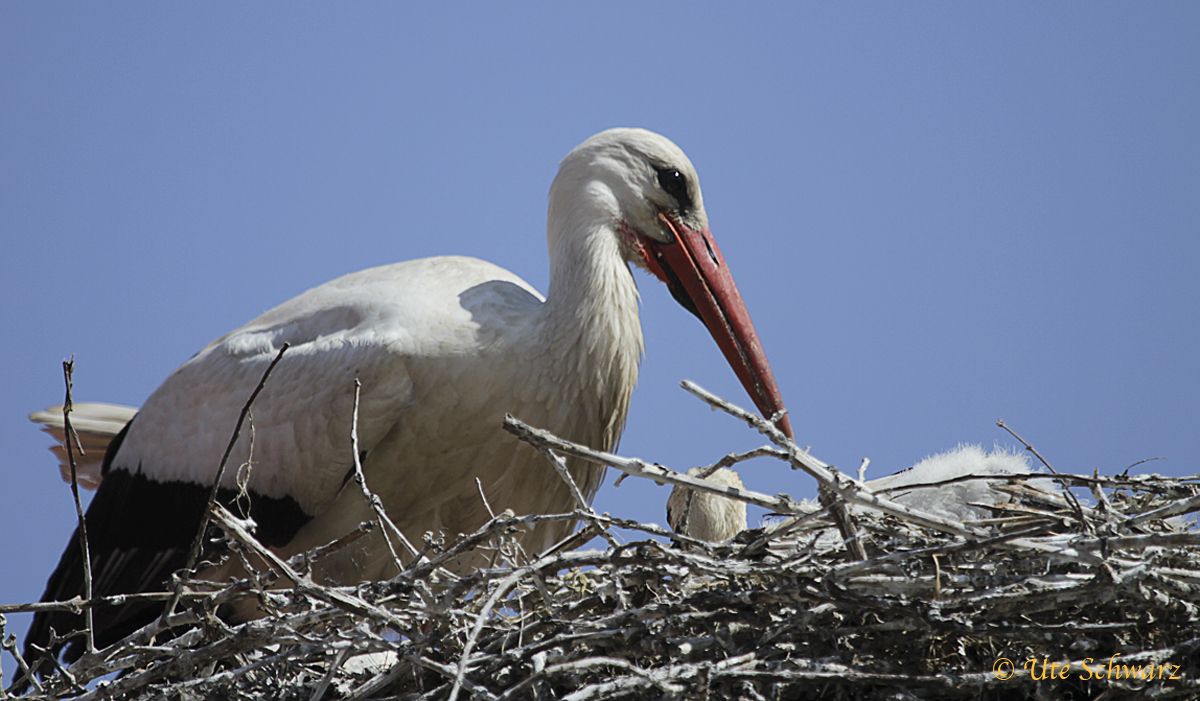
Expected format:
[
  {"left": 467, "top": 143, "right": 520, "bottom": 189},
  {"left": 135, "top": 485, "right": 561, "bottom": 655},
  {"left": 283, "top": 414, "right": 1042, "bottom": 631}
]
[
  {"left": 350, "top": 378, "right": 419, "bottom": 566},
  {"left": 996, "top": 419, "right": 1093, "bottom": 532},
  {"left": 60, "top": 358, "right": 95, "bottom": 654},
  {"left": 167, "top": 343, "right": 291, "bottom": 622},
  {"left": 8, "top": 380, "right": 1197, "bottom": 700}
]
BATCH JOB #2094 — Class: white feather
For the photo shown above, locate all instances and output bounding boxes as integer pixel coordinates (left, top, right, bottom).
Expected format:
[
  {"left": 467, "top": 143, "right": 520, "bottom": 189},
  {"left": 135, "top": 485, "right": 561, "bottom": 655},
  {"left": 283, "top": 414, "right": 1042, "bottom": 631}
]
[
  {"left": 868, "top": 444, "right": 1035, "bottom": 521},
  {"left": 769, "top": 445, "right": 1042, "bottom": 551},
  {"left": 33, "top": 129, "right": 717, "bottom": 583},
  {"left": 666, "top": 467, "right": 748, "bottom": 542},
  {"left": 29, "top": 402, "right": 137, "bottom": 490}
]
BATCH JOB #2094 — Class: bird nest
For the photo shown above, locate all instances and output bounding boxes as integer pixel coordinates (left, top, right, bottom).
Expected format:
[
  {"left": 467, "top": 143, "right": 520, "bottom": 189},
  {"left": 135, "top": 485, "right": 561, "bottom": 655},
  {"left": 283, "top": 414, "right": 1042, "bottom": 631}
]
[{"left": 4, "top": 383, "right": 1199, "bottom": 700}]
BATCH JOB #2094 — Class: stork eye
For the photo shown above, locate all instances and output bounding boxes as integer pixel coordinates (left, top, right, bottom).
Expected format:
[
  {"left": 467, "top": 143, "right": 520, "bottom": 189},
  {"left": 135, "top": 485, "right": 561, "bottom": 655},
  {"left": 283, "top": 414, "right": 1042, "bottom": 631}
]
[{"left": 655, "top": 167, "right": 692, "bottom": 211}]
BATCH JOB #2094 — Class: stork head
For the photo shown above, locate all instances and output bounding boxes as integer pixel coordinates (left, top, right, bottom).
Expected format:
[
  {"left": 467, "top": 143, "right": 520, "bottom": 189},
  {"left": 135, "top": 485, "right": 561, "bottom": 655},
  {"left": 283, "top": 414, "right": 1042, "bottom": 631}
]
[{"left": 549, "top": 128, "right": 794, "bottom": 439}]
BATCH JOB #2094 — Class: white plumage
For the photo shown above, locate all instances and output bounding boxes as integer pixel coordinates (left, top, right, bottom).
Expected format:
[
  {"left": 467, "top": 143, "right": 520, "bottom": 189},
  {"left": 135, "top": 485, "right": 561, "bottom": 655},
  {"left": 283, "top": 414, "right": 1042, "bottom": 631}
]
[
  {"left": 26, "top": 128, "right": 792, "bottom": 665},
  {"left": 663, "top": 446, "right": 1041, "bottom": 547},
  {"left": 666, "top": 467, "right": 749, "bottom": 542},
  {"left": 124, "top": 254, "right": 633, "bottom": 568},
  {"left": 30, "top": 402, "right": 136, "bottom": 490},
  {"left": 866, "top": 444, "right": 1036, "bottom": 521}
]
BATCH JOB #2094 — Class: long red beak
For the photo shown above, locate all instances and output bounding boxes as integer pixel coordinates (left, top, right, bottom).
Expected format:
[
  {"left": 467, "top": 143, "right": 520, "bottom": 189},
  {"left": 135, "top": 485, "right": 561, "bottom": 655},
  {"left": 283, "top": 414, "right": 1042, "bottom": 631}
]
[{"left": 639, "top": 212, "right": 794, "bottom": 439}]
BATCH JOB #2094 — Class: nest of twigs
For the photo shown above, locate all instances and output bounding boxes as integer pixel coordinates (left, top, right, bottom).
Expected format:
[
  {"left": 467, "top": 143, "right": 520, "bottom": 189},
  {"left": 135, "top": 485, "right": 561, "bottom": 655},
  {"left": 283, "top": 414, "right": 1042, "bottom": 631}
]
[{"left": 3, "top": 382, "right": 1198, "bottom": 700}]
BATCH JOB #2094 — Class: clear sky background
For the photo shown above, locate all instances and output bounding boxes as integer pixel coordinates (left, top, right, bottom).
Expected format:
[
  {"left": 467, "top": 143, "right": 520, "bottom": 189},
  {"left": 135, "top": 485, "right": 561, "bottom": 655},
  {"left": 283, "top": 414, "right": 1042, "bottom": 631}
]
[{"left": 2, "top": 3, "right": 1197, "bottom": 677}]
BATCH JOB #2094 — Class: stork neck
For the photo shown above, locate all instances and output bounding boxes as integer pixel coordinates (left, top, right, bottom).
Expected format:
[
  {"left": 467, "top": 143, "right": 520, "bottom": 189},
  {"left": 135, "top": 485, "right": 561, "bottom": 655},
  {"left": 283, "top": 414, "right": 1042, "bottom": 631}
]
[
  {"left": 543, "top": 220, "right": 641, "bottom": 347},
  {"left": 535, "top": 182, "right": 645, "bottom": 401},
  {"left": 535, "top": 215, "right": 643, "bottom": 456}
]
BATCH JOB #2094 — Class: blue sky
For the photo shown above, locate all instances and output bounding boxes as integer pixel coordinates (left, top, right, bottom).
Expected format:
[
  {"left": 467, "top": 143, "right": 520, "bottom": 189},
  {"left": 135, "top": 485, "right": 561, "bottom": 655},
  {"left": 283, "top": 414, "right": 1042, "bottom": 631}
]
[{"left": 2, "top": 3, "right": 1197, "bottom": 676}]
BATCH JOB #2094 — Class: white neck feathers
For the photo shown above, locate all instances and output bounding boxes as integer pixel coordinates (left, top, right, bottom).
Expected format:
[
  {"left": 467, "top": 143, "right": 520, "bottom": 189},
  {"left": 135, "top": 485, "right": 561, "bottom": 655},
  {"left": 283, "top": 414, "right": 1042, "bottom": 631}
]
[{"left": 537, "top": 177, "right": 644, "bottom": 455}]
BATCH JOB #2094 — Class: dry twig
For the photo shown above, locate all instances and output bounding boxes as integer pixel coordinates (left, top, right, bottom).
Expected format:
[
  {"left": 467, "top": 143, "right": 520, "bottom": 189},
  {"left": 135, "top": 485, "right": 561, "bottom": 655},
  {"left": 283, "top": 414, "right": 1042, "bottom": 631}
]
[
  {"left": 7, "top": 380, "right": 1198, "bottom": 700},
  {"left": 166, "top": 343, "right": 291, "bottom": 622},
  {"left": 59, "top": 359, "right": 94, "bottom": 655}
]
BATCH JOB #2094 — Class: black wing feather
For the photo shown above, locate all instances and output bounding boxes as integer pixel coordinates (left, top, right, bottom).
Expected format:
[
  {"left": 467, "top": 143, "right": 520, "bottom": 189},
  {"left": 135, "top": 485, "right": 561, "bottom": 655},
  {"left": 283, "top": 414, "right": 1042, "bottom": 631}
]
[{"left": 24, "top": 418, "right": 313, "bottom": 670}]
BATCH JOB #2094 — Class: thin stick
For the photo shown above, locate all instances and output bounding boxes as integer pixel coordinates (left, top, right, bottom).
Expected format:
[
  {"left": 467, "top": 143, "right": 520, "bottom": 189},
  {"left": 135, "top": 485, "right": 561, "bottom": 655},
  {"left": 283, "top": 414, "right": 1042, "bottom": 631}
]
[
  {"left": 3, "top": 627, "right": 43, "bottom": 694},
  {"left": 209, "top": 504, "right": 405, "bottom": 627},
  {"left": 671, "top": 449, "right": 774, "bottom": 538},
  {"left": 308, "top": 647, "right": 352, "bottom": 701},
  {"left": 349, "top": 378, "right": 418, "bottom": 567},
  {"left": 996, "top": 419, "right": 1093, "bottom": 533},
  {"left": 672, "top": 485, "right": 698, "bottom": 538},
  {"left": 615, "top": 446, "right": 775, "bottom": 487},
  {"left": 1089, "top": 468, "right": 1115, "bottom": 513},
  {"left": 1127, "top": 491, "right": 1200, "bottom": 527},
  {"left": 0, "top": 590, "right": 197, "bottom": 615},
  {"left": 61, "top": 358, "right": 95, "bottom": 654},
  {"left": 504, "top": 416, "right": 805, "bottom": 517},
  {"left": 542, "top": 448, "right": 592, "bottom": 513},
  {"left": 447, "top": 550, "right": 579, "bottom": 701},
  {"left": 534, "top": 446, "right": 622, "bottom": 548},
  {"left": 165, "top": 343, "right": 290, "bottom": 619},
  {"left": 679, "top": 381, "right": 868, "bottom": 561},
  {"left": 476, "top": 478, "right": 496, "bottom": 520},
  {"left": 511, "top": 390, "right": 1102, "bottom": 566}
]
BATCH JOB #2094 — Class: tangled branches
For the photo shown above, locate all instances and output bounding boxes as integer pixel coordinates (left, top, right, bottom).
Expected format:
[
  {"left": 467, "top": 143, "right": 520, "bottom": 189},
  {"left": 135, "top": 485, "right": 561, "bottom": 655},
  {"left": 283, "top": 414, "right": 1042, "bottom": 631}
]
[{"left": 4, "top": 384, "right": 1199, "bottom": 699}]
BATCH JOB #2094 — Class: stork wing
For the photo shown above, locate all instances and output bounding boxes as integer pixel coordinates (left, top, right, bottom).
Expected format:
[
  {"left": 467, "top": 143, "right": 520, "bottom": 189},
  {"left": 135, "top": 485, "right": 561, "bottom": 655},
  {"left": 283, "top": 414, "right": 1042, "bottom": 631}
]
[
  {"left": 26, "top": 272, "right": 424, "bottom": 664},
  {"left": 25, "top": 256, "right": 540, "bottom": 667}
]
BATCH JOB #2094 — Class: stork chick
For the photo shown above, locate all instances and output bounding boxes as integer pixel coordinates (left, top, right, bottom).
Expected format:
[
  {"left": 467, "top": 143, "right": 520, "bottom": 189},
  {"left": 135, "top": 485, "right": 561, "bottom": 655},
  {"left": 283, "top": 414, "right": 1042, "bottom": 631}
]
[{"left": 666, "top": 467, "right": 749, "bottom": 542}]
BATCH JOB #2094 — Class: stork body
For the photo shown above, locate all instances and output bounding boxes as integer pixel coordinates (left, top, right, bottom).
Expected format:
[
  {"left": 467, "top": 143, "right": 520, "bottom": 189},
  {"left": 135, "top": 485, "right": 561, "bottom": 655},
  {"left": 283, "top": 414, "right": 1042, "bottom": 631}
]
[
  {"left": 25, "top": 128, "right": 791, "bottom": 667},
  {"left": 121, "top": 253, "right": 640, "bottom": 566}
]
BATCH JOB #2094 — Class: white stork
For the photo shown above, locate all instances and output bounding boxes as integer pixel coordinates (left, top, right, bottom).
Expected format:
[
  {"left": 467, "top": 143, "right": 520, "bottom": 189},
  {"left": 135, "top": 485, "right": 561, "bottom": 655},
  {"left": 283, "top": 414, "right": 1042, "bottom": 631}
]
[
  {"left": 25, "top": 128, "right": 793, "bottom": 666},
  {"left": 667, "top": 467, "right": 749, "bottom": 542}
]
